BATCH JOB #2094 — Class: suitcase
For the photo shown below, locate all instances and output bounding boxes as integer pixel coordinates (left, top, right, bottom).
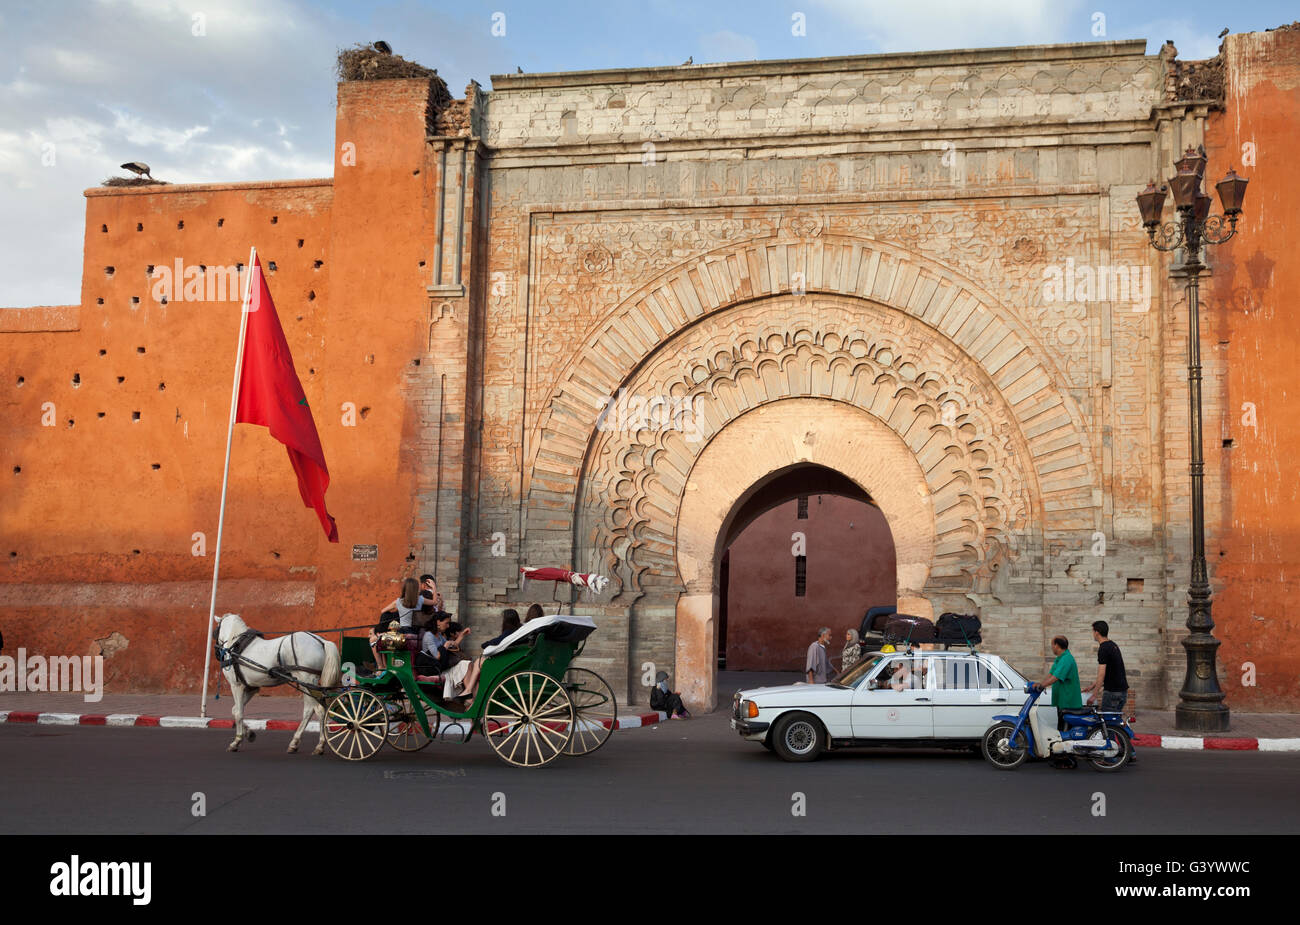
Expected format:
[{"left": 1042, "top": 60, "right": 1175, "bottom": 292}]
[
  {"left": 936, "top": 612, "right": 982, "bottom": 647},
  {"left": 883, "top": 614, "right": 936, "bottom": 644},
  {"left": 858, "top": 605, "right": 897, "bottom": 646}
]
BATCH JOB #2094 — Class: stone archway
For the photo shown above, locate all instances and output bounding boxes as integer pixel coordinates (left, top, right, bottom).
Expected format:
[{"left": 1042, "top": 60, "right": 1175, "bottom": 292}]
[{"left": 673, "top": 398, "right": 934, "bottom": 709}]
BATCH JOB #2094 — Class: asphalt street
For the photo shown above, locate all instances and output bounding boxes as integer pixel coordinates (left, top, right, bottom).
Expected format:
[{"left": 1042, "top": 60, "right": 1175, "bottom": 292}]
[{"left": 2, "top": 704, "right": 1298, "bottom": 835}]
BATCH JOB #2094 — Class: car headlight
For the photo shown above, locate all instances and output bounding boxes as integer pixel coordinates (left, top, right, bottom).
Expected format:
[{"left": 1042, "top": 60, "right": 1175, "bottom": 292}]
[{"left": 742, "top": 699, "right": 759, "bottom": 718}]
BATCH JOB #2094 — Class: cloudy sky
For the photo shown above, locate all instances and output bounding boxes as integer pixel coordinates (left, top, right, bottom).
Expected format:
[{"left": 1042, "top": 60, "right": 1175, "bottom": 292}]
[{"left": 1, "top": 0, "right": 1291, "bottom": 307}]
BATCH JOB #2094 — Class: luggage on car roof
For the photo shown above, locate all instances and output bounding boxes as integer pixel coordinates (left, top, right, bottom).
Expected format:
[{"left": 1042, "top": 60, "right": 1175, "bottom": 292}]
[
  {"left": 884, "top": 614, "right": 935, "bottom": 643},
  {"left": 858, "top": 605, "right": 897, "bottom": 639},
  {"left": 936, "top": 612, "right": 982, "bottom": 645}
]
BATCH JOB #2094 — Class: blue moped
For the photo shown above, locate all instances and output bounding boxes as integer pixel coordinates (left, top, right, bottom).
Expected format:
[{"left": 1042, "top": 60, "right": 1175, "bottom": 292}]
[{"left": 981, "top": 683, "right": 1134, "bottom": 771}]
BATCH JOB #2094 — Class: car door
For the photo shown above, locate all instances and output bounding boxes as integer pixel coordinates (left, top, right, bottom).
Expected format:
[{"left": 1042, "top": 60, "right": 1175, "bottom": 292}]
[
  {"left": 850, "top": 654, "right": 934, "bottom": 739},
  {"left": 929, "top": 655, "right": 1013, "bottom": 737}
]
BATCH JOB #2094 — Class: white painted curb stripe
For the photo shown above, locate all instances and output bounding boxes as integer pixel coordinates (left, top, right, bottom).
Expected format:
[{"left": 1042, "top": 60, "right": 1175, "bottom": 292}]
[
  {"left": 1161, "top": 737, "right": 1205, "bottom": 749},
  {"left": 158, "top": 716, "right": 211, "bottom": 729},
  {"left": 1258, "top": 738, "right": 1300, "bottom": 751},
  {"left": 105, "top": 714, "right": 140, "bottom": 726},
  {"left": 36, "top": 713, "right": 82, "bottom": 725}
]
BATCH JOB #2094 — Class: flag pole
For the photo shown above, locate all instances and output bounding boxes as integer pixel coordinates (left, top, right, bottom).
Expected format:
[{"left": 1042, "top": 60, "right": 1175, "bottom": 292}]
[{"left": 201, "top": 246, "right": 257, "bottom": 717}]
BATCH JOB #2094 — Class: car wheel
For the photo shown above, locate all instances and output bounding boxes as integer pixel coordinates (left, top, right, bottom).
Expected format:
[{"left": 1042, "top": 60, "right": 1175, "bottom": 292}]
[{"left": 771, "top": 712, "right": 825, "bottom": 762}]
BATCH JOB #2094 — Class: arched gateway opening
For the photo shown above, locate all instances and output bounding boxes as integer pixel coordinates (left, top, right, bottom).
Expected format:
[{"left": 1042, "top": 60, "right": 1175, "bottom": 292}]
[
  {"left": 673, "top": 397, "right": 936, "bottom": 712},
  {"left": 717, "top": 464, "right": 896, "bottom": 673}
]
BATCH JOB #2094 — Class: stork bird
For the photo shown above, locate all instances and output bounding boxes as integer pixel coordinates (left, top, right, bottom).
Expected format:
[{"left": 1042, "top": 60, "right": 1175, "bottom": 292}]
[
  {"left": 120, "top": 161, "right": 153, "bottom": 180},
  {"left": 682, "top": 55, "right": 693, "bottom": 65},
  {"left": 373, "top": 40, "right": 392, "bottom": 54},
  {"left": 1218, "top": 28, "right": 1229, "bottom": 38},
  {"left": 516, "top": 66, "right": 523, "bottom": 74}
]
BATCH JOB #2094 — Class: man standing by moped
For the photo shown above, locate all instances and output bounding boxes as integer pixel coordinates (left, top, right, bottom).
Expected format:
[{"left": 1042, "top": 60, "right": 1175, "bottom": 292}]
[{"left": 1083, "top": 620, "right": 1136, "bottom": 763}]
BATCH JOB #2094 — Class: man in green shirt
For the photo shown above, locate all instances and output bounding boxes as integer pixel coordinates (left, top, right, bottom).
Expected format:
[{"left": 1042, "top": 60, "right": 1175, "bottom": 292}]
[{"left": 1035, "top": 635, "right": 1082, "bottom": 768}]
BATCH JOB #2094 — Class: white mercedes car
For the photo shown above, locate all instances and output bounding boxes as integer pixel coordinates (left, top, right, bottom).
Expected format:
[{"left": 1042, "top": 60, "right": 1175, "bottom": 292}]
[{"left": 731, "top": 649, "right": 1032, "bottom": 761}]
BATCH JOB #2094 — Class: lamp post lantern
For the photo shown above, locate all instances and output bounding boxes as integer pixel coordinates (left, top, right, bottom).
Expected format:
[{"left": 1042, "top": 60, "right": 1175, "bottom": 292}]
[{"left": 1137, "top": 145, "right": 1248, "bottom": 732}]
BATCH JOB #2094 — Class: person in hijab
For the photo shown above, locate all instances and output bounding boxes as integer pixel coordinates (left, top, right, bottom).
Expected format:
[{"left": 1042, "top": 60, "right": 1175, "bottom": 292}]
[{"left": 650, "top": 670, "right": 690, "bottom": 719}]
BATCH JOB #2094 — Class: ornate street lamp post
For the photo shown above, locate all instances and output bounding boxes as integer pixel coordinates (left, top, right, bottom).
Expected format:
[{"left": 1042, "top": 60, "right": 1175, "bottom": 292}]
[{"left": 1137, "top": 145, "right": 1249, "bottom": 732}]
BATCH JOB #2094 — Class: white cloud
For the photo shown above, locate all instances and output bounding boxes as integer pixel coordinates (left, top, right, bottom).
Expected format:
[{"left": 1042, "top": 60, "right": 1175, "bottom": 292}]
[{"left": 699, "top": 30, "right": 760, "bottom": 64}]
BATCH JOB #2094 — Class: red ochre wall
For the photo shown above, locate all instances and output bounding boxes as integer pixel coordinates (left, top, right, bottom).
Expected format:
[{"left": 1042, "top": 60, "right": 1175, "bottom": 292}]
[
  {"left": 0, "top": 79, "right": 438, "bottom": 694},
  {"left": 1204, "top": 28, "right": 1300, "bottom": 711},
  {"left": 724, "top": 495, "right": 896, "bottom": 672}
]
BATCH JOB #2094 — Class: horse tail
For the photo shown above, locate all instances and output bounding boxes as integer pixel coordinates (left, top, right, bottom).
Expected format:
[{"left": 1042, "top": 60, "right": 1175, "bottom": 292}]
[{"left": 318, "top": 636, "right": 341, "bottom": 691}]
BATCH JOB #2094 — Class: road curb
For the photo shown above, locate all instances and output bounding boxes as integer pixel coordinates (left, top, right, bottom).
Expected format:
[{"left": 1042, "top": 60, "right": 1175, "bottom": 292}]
[
  {"left": 1130, "top": 732, "right": 1300, "bottom": 752},
  {"left": 0, "top": 708, "right": 669, "bottom": 734}
]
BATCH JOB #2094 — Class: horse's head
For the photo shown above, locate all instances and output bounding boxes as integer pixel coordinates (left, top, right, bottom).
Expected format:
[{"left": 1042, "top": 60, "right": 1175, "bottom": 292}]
[{"left": 213, "top": 613, "right": 245, "bottom": 647}]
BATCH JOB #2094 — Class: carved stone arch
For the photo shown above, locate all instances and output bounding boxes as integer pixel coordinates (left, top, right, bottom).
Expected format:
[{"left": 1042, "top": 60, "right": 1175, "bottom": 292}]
[{"left": 527, "top": 235, "right": 1098, "bottom": 532}]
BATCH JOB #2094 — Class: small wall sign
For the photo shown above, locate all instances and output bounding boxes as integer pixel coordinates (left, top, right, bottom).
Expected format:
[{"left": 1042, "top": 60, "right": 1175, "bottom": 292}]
[{"left": 352, "top": 544, "right": 379, "bottom": 561}]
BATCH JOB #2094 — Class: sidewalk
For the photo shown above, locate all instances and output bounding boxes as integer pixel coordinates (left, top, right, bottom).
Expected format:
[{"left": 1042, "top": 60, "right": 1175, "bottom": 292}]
[{"left": 0, "top": 691, "right": 668, "bottom": 733}]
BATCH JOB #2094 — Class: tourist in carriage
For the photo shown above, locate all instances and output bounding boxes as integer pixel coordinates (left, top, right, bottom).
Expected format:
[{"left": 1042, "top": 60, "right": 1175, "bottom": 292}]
[
  {"left": 481, "top": 609, "right": 522, "bottom": 650},
  {"left": 415, "top": 612, "right": 453, "bottom": 675},
  {"left": 439, "top": 621, "right": 484, "bottom": 703},
  {"left": 523, "top": 602, "right": 545, "bottom": 623}
]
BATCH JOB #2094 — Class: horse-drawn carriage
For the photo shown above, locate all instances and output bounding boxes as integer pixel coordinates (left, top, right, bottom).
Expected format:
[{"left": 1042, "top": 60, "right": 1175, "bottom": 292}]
[
  {"left": 331, "top": 612, "right": 617, "bottom": 767},
  {"left": 212, "top": 568, "right": 619, "bottom": 769}
]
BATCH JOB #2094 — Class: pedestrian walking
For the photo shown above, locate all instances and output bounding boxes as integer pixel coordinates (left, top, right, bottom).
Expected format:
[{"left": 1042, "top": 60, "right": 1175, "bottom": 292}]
[
  {"left": 806, "top": 627, "right": 832, "bottom": 684},
  {"left": 1083, "top": 620, "right": 1136, "bottom": 762}
]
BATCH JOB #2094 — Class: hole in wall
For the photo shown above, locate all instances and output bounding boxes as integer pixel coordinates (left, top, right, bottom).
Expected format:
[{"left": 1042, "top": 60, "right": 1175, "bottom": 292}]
[
  {"left": 1127, "top": 578, "right": 1144, "bottom": 593},
  {"left": 98, "top": 349, "right": 106, "bottom": 356},
  {"left": 307, "top": 291, "right": 315, "bottom": 301},
  {"left": 13, "top": 466, "right": 20, "bottom": 474},
  {"left": 359, "top": 406, "right": 371, "bottom": 419},
  {"left": 177, "top": 220, "right": 184, "bottom": 229},
  {"left": 412, "top": 358, "right": 420, "bottom": 366},
  {"left": 271, "top": 215, "right": 278, "bottom": 224},
  {"left": 97, "top": 412, "right": 105, "bottom": 418},
  {"left": 217, "top": 218, "right": 224, "bottom": 227},
  {"left": 413, "top": 168, "right": 420, "bottom": 175},
  {"left": 296, "top": 315, "right": 303, "bottom": 321},
  {"left": 1222, "top": 438, "right": 1233, "bottom": 448},
  {"left": 313, "top": 260, "right": 323, "bottom": 269},
  {"left": 105, "top": 267, "right": 115, "bottom": 277},
  {"left": 131, "top": 296, "right": 140, "bottom": 305},
  {"left": 418, "top": 260, "right": 425, "bottom": 267},
  {"left": 158, "top": 382, "right": 165, "bottom": 391},
  {"left": 66, "top": 418, "right": 74, "bottom": 428},
  {"left": 16, "top": 376, "right": 24, "bottom": 386},
  {"left": 136, "top": 222, "right": 143, "bottom": 231},
  {"left": 160, "top": 296, "right": 168, "bottom": 305},
  {"left": 268, "top": 261, "right": 277, "bottom": 272},
  {"left": 117, "top": 376, "right": 125, "bottom": 384},
  {"left": 97, "top": 298, "right": 104, "bottom": 305},
  {"left": 71, "top": 373, "right": 80, "bottom": 387},
  {"left": 9, "top": 552, "right": 16, "bottom": 559},
  {"left": 271, "top": 551, "right": 281, "bottom": 559},
  {"left": 132, "top": 411, "right": 141, "bottom": 421},
  {"left": 297, "top": 239, "right": 304, "bottom": 248},
  {"left": 146, "top": 265, "right": 154, "bottom": 275},
  {"left": 151, "top": 463, "right": 160, "bottom": 470},
  {"left": 137, "top": 346, "right": 145, "bottom": 354},
  {"left": 101, "top": 224, "right": 108, "bottom": 233},
  {"left": 132, "top": 549, "right": 141, "bottom": 555}
]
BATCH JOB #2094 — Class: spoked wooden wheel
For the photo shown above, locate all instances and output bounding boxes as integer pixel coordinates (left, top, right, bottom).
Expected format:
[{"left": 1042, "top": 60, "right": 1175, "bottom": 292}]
[
  {"left": 561, "top": 667, "right": 617, "bottom": 757},
  {"left": 481, "top": 671, "right": 574, "bottom": 768},
  {"left": 324, "top": 689, "right": 388, "bottom": 761},
  {"left": 386, "top": 698, "right": 435, "bottom": 752}
]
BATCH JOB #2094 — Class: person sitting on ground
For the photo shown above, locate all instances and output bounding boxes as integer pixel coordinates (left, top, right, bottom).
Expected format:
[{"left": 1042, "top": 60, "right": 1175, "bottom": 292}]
[
  {"left": 481, "top": 609, "right": 522, "bottom": 650},
  {"left": 650, "top": 670, "right": 691, "bottom": 719},
  {"left": 440, "top": 622, "right": 484, "bottom": 703},
  {"left": 842, "top": 628, "right": 862, "bottom": 673},
  {"left": 523, "top": 602, "right": 545, "bottom": 624}
]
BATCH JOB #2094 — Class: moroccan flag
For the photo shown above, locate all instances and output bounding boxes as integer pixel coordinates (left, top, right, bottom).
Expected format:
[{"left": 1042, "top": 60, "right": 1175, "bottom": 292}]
[{"left": 235, "top": 256, "right": 339, "bottom": 541}]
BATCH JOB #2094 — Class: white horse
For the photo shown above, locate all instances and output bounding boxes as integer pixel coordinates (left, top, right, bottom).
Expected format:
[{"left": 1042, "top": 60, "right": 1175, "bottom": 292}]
[{"left": 213, "top": 613, "right": 341, "bottom": 755}]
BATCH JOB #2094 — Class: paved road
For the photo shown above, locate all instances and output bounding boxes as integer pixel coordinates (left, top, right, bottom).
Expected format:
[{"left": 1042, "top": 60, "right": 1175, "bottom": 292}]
[{"left": 2, "top": 703, "right": 1298, "bottom": 834}]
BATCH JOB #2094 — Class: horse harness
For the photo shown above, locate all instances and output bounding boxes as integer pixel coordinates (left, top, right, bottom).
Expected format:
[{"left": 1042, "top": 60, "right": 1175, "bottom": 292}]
[{"left": 216, "top": 628, "right": 326, "bottom": 691}]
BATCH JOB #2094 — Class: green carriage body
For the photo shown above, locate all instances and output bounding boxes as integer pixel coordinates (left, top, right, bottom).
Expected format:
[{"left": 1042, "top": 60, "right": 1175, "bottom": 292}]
[{"left": 329, "top": 614, "right": 614, "bottom": 765}]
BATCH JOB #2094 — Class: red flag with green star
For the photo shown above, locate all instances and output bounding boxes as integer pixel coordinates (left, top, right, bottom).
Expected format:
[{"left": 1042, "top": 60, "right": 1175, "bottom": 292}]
[{"left": 235, "top": 256, "right": 338, "bottom": 541}]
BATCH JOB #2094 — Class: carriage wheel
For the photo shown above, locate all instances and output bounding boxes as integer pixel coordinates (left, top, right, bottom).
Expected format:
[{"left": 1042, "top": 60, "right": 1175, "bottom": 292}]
[
  {"left": 481, "top": 671, "right": 574, "bottom": 768},
  {"left": 324, "top": 689, "right": 388, "bottom": 761},
  {"left": 561, "top": 667, "right": 617, "bottom": 757},
  {"left": 386, "top": 697, "right": 435, "bottom": 752}
]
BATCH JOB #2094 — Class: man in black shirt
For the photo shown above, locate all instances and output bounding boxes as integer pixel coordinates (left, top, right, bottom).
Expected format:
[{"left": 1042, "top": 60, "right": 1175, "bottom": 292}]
[{"left": 1084, "top": 620, "right": 1128, "bottom": 711}]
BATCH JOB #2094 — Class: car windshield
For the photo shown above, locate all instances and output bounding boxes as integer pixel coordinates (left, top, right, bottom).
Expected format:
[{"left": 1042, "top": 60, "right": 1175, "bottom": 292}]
[{"left": 828, "top": 654, "right": 885, "bottom": 688}]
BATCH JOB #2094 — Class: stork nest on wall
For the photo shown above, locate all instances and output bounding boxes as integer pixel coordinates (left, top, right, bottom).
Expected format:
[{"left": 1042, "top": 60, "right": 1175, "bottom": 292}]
[
  {"left": 336, "top": 44, "right": 452, "bottom": 134},
  {"left": 101, "top": 177, "right": 170, "bottom": 187}
]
